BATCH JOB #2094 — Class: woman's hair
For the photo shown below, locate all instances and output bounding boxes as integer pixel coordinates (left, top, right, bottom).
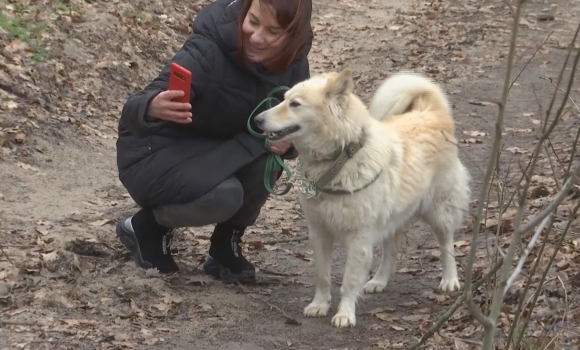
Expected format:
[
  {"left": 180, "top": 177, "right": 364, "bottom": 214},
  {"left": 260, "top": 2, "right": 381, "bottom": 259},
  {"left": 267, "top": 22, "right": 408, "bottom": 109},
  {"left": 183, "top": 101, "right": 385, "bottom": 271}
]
[{"left": 237, "top": 0, "right": 312, "bottom": 73}]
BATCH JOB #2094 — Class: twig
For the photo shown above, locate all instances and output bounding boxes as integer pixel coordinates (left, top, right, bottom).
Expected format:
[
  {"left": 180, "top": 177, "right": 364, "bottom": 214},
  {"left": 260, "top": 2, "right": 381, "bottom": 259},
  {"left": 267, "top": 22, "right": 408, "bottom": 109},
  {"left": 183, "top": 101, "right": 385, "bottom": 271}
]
[
  {"left": 406, "top": 260, "right": 503, "bottom": 350},
  {"left": 259, "top": 268, "right": 301, "bottom": 277},
  {"left": 0, "top": 319, "right": 38, "bottom": 326},
  {"left": 0, "top": 244, "right": 14, "bottom": 266},
  {"left": 509, "top": 31, "right": 554, "bottom": 92},
  {"left": 546, "top": 139, "right": 564, "bottom": 189},
  {"left": 491, "top": 165, "right": 580, "bottom": 318},
  {"left": 236, "top": 282, "right": 301, "bottom": 325},
  {"left": 512, "top": 200, "right": 580, "bottom": 349},
  {"left": 253, "top": 237, "right": 309, "bottom": 245},
  {"left": 504, "top": 215, "right": 551, "bottom": 293},
  {"left": 539, "top": 77, "right": 580, "bottom": 115},
  {"left": 465, "top": 0, "right": 526, "bottom": 336},
  {"left": 506, "top": 215, "right": 556, "bottom": 346},
  {"left": 502, "top": 0, "right": 515, "bottom": 15},
  {"left": 542, "top": 21, "right": 580, "bottom": 134}
]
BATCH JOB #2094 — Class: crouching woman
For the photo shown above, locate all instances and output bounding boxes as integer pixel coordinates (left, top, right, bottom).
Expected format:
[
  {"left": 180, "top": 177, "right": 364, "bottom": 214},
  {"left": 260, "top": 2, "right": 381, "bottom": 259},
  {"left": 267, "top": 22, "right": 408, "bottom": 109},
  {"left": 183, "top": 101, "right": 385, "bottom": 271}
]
[{"left": 115, "top": 0, "right": 312, "bottom": 283}]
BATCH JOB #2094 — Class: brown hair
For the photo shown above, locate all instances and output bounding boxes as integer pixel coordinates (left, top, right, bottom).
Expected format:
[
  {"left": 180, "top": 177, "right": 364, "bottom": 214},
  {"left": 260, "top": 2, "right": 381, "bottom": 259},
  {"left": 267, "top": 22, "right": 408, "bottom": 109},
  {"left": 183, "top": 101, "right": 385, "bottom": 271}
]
[{"left": 237, "top": 0, "right": 312, "bottom": 74}]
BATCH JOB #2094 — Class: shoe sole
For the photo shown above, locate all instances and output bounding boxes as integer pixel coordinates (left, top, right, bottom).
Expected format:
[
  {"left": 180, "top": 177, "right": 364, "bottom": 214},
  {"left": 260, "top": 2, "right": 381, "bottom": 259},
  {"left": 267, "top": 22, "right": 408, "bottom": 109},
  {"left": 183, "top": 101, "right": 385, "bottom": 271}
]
[
  {"left": 116, "top": 222, "right": 153, "bottom": 270},
  {"left": 203, "top": 256, "right": 256, "bottom": 284},
  {"left": 220, "top": 268, "right": 256, "bottom": 284}
]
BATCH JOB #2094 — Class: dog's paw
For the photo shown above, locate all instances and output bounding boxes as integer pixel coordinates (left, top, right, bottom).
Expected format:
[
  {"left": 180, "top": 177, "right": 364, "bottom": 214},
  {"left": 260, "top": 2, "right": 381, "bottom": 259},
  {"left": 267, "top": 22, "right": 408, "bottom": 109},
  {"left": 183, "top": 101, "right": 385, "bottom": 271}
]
[
  {"left": 331, "top": 312, "right": 356, "bottom": 328},
  {"left": 363, "top": 280, "right": 387, "bottom": 294},
  {"left": 303, "top": 302, "right": 329, "bottom": 317},
  {"left": 439, "top": 277, "right": 461, "bottom": 292}
]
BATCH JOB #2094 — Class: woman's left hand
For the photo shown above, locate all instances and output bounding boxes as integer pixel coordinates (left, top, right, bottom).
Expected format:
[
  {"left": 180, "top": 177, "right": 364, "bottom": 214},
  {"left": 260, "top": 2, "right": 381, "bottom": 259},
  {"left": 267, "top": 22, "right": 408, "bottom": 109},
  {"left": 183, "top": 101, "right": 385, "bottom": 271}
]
[{"left": 269, "top": 139, "right": 293, "bottom": 155}]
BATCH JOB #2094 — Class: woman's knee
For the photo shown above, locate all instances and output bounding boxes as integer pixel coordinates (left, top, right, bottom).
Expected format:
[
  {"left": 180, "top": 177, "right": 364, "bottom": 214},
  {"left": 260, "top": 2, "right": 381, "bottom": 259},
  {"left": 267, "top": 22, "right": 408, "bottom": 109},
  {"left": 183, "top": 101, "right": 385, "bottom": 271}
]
[{"left": 153, "top": 177, "right": 244, "bottom": 228}]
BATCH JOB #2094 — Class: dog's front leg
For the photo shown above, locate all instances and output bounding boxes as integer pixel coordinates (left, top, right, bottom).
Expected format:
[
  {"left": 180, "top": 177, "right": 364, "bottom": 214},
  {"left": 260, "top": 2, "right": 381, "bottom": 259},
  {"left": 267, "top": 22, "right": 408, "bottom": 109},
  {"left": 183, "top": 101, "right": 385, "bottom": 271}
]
[
  {"left": 303, "top": 225, "right": 334, "bottom": 318},
  {"left": 332, "top": 236, "right": 373, "bottom": 328}
]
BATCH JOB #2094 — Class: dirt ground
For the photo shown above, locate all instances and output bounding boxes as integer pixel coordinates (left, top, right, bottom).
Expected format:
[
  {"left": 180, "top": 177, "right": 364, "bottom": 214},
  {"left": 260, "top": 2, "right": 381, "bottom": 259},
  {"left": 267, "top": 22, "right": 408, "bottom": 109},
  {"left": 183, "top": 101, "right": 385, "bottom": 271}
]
[{"left": 2, "top": 0, "right": 580, "bottom": 349}]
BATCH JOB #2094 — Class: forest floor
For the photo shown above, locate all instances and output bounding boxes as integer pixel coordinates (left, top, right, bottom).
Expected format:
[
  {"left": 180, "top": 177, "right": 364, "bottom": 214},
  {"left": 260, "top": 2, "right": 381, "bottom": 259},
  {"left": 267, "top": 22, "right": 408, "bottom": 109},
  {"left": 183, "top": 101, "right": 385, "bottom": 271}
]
[{"left": 1, "top": 0, "right": 580, "bottom": 349}]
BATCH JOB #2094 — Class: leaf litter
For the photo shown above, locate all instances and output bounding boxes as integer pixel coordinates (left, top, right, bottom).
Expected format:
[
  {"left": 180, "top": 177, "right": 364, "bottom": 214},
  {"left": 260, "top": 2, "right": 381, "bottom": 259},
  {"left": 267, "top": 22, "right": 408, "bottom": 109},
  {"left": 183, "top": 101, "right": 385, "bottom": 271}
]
[{"left": 2, "top": 0, "right": 580, "bottom": 349}]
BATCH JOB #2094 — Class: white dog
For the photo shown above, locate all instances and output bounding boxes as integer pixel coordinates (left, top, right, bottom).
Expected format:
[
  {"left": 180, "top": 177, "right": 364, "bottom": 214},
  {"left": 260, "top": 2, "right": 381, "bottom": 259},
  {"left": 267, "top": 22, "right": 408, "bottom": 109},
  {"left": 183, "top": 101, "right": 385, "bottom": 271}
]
[{"left": 254, "top": 69, "right": 470, "bottom": 328}]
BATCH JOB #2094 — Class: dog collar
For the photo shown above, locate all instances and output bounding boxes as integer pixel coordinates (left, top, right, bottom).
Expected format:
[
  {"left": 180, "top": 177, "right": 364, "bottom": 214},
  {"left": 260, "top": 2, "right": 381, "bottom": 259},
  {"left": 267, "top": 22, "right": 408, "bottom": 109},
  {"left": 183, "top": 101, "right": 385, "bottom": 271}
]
[{"left": 314, "top": 140, "right": 364, "bottom": 190}]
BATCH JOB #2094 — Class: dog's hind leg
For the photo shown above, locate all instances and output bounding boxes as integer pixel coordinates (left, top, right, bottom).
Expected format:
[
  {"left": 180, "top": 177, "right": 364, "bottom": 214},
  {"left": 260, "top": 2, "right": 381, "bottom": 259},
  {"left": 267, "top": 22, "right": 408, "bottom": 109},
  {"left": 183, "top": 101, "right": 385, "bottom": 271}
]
[
  {"left": 331, "top": 235, "right": 374, "bottom": 328},
  {"left": 303, "top": 224, "right": 334, "bottom": 318},
  {"left": 363, "top": 231, "right": 402, "bottom": 294},
  {"left": 424, "top": 178, "right": 469, "bottom": 292}
]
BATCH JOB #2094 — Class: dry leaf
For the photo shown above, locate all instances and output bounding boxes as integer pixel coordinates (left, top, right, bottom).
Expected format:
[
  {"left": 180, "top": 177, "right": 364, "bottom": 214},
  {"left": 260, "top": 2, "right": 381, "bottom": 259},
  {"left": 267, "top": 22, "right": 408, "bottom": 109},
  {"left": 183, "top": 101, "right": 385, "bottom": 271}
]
[
  {"left": 459, "top": 138, "right": 483, "bottom": 144},
  {"left": 506, "top": 146, "right": 527, "bottom": 154},
  {"left": 41, "top": 251, "right": 58, "bottom": 262},
  {"left": 162, "top": 293, "right": 184, "bottom": 305},
  {"left": 73, "top": 254, "right": 92, "bottom": 276},
  {"left": 463, "top": 130, "right": 487, "bottom": 137},
  {"left": 390, "top": 324, "right": 406, "bottom": 331},
  {"left": 90, "top": 219, "right": 112, "bottom": 227}
]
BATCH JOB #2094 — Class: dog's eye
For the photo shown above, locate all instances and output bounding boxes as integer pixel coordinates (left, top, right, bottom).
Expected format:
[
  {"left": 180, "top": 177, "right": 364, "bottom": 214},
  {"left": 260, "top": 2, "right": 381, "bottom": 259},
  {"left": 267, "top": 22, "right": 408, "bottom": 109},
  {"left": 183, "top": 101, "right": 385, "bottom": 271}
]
[{"left": 289, "top": 101, "right": 301, "bottom": 108}]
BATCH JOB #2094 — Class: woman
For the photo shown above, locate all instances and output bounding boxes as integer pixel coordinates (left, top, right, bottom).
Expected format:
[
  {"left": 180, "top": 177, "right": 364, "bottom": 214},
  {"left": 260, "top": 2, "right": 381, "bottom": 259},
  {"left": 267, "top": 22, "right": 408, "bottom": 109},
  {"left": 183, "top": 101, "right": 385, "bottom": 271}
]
[{"left": 115, "top": 0, "right": 312, "bottom": 283}]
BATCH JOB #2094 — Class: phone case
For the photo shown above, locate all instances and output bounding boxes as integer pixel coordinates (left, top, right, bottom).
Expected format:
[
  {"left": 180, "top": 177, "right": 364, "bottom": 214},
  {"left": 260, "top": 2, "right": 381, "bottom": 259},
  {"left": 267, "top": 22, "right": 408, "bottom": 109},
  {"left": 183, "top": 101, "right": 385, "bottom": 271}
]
[{"left": 168, "top": 62, "right": 192, "bottom": 103}]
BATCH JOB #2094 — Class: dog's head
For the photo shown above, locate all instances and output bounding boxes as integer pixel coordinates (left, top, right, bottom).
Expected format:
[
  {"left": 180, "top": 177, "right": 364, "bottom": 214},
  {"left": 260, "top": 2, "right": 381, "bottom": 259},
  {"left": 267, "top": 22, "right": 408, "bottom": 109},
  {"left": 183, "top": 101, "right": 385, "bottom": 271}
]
[{"left": 254, "top": 68, "right": 365, "bottom": 157}]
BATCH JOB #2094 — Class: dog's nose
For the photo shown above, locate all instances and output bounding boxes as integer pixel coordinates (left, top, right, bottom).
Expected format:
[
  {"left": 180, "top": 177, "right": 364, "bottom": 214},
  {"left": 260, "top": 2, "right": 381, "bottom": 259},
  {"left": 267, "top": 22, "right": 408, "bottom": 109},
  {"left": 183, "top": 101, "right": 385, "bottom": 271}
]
[{"left": 254, "top": 113, "right": 265, "bottom": 129}]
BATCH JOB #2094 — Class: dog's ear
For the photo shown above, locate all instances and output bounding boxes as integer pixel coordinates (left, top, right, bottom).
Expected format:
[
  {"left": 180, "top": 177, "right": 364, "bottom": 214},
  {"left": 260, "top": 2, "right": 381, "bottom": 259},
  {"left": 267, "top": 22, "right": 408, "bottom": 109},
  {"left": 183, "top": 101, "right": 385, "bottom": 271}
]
[{"left": 326, "top": 68, "right": 353, "bottom": 100}]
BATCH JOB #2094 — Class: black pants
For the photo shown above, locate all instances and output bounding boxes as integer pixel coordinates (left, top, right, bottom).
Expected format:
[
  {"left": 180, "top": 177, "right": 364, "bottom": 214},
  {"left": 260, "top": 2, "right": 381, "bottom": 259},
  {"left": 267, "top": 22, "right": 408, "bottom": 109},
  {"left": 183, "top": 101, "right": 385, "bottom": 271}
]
[{"left": 150, "top": 155, "right": 278, "bottom": 228}]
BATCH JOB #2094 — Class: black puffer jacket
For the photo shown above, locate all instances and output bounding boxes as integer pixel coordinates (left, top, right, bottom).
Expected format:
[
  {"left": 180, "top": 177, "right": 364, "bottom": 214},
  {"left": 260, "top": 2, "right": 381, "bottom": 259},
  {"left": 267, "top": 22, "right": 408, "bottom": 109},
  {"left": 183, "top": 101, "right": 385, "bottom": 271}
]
[{"left": 116, "top": 0, "right": 311, "bottom": 207}]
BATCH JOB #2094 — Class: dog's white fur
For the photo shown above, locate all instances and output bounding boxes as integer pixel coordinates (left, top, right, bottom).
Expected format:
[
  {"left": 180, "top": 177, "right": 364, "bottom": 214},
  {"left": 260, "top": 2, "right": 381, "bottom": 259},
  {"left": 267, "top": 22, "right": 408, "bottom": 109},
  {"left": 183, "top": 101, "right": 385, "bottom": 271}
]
[{"left": 255, "top": 69, "right": 470, "bottom": 328}]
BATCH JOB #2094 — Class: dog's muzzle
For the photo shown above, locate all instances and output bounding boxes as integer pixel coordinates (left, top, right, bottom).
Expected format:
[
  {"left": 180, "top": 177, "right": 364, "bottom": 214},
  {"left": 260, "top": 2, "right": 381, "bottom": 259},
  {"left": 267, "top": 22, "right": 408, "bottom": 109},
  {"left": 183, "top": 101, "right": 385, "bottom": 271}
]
[{"left": 254, "top": 112, "right": 267, "bottom": 130}]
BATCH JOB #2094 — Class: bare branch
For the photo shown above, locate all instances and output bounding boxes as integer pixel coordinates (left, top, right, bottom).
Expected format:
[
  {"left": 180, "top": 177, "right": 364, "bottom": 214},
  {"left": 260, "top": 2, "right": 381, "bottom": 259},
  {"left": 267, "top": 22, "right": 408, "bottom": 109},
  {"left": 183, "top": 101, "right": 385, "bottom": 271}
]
[
  {"left": 506, "top": 216, "right": 556, "bottom": 346},
  {"left": 406, "top": 260, "right": 503, "bottom": 350},
  {"left": 512, "top": 200, "right": 580, "bottom": 349},
  {"left": 517, "top": 165, "right": 580, "bottom": 235},
  {"left": 504, "top": 215, "right": 551, "bottom": 293},
  {"left": 509, "top": 31, "right": 554, "bottom": 92},
  {"left": 465, "top": 0, "right": 527, "bottom": 335},
  {"left": 0, "top": 244, "right": 14, "bottom": 266}
]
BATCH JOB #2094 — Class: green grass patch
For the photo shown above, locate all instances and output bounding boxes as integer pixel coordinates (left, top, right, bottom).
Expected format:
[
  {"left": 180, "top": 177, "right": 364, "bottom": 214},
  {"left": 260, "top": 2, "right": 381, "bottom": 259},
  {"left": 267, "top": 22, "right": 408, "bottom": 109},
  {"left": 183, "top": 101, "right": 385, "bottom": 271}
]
[{"left": 0, "top": 10, "right": 47, "bottom": 61}]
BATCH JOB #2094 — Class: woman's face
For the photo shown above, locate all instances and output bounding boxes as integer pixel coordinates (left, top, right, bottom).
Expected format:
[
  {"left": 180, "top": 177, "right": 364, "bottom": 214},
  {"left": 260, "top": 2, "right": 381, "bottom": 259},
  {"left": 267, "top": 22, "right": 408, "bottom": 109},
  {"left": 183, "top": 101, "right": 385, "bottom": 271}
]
[{"left": 241, "top": 0, "right": 287, "bottom": 64}]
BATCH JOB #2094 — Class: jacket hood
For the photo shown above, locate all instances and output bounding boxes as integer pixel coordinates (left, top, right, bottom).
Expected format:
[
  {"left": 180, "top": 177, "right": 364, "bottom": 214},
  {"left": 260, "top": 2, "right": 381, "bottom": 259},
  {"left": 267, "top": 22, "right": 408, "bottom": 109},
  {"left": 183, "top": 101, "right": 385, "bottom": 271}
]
[{"left": 191, "top": 0, "right": 312, "bottom": 83}]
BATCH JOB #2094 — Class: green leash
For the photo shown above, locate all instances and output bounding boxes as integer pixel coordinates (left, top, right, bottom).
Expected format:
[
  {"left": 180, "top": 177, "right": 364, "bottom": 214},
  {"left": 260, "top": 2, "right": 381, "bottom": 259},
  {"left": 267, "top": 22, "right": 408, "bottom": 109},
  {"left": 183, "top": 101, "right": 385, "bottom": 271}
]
[{"left": 246, "top": 86, "right": 293, "bottom": 195}]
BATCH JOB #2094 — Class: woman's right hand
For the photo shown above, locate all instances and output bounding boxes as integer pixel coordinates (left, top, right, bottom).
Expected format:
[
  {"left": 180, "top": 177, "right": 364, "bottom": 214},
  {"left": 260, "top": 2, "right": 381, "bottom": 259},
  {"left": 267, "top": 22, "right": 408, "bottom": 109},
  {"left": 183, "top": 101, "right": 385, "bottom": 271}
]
[{"left": 147, "top": 90, "right": 192, "bottom": 124}]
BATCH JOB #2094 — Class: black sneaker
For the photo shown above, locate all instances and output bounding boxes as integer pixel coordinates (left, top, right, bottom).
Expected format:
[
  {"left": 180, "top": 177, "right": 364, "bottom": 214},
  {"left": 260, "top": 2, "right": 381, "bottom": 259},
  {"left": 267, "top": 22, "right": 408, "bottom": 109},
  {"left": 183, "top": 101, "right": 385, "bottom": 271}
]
[
  {"left": 203, "top": 224, "right": 256, "bottom": 284},
  {"left": 115, "top": 209, "right": 179, "bottom": 274}
]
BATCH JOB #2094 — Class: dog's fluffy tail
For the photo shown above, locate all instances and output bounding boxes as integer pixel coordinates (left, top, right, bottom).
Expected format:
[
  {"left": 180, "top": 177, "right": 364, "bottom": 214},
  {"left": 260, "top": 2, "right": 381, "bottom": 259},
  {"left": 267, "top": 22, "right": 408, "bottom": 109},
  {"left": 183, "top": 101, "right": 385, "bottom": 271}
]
[{"left": 368, "top": 72, "right": 451, "bottom": 121}]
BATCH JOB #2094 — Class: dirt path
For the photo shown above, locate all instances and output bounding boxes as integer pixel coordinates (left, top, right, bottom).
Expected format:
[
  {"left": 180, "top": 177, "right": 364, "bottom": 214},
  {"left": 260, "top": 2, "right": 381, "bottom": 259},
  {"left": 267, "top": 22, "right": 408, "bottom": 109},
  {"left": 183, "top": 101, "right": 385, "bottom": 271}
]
[{"left": 1, "top": 0, "right": 580, "bottom": 349}]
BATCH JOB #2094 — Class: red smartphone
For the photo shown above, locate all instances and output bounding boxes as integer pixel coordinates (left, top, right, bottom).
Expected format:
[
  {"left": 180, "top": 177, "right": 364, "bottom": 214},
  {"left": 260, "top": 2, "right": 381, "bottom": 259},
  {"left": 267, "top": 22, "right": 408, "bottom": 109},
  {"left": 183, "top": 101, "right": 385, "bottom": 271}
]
[{"left": 168, "top": 62, "right": 192, "bottom": 103}]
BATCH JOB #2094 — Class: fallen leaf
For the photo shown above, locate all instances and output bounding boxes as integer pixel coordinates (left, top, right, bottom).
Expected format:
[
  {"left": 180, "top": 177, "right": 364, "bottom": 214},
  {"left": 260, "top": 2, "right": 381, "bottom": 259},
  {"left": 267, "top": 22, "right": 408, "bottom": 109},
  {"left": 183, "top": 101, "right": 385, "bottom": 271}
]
[
  {"left": 16, "top": 162, "right": 39, "bottom": 172},
  {"left": 398, "top": 267, "right": 423, "bottom": 274},
  {"left": 73, "top": 254, "right": 92, "bottom": 276},
  {"left": 152, "top": 303, "right": 171, "bottom": 313},
  {"left": 41, "top": 251, "right": 58, "bottom": 262},
  {"left": 459, "top": 138, "right": 483, "bottom": 144},
  {"left": 163, "top": 294, "right": 182, "bottom": 305},
  {"left": 90, "top": 219, "right": 112, "bottom": 227},
  {"left": 390, "top": 324, "right": 406, "bottom": 331},
  {"left": 401, "top": 314, "right": 429, "bottom": 322},
  {"left": 368, "top": 305, "right": 395, "bottom": 315},
  {"left": 463, "top": 130, "right": 487, "bottom": 137},
  {"left": 506, "top": 146, "right": 527, "bottom": 154}
]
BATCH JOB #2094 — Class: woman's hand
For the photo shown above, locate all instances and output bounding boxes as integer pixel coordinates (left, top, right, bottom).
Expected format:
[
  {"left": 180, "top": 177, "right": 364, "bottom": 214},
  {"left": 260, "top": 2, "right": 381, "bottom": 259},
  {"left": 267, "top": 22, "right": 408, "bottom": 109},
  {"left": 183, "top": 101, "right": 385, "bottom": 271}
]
[
  {"left": 270, "top": 139, "right": 293, "bottom": 155},
  {"left": 147, "top": 90, "right": 192, "bottom": 123}
]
